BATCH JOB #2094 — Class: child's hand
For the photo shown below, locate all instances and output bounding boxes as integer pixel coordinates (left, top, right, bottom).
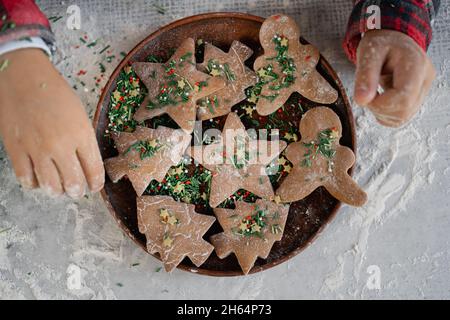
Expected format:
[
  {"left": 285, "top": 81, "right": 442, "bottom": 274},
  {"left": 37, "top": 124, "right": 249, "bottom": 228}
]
[
  {"left": 353, "top": 29, "right": 435, "bottom": 127},
  {"left": 0, "top": 49, "right": 104, "bottom": 198}
]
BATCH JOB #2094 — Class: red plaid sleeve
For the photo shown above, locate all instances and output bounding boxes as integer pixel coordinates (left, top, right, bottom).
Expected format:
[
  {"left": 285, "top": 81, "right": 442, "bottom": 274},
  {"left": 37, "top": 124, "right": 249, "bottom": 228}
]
[
  {"left": 343, "top": 0, "right": 441, "bottom": 63},
  {"left": 0, "top": 0, "right": 54, "bottom": 50}
]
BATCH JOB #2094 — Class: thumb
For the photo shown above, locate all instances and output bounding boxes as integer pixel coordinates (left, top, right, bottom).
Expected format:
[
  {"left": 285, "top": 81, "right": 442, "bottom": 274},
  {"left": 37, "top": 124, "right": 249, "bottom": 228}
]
[{"left": 354, "top": 41, "right": 388, "bottom": 106}]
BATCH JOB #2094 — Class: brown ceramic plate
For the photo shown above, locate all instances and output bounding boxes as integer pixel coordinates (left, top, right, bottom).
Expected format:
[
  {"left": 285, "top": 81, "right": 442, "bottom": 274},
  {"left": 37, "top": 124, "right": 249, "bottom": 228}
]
[{"left": 93, "top": 12, "right": 356, "bottom": 276}]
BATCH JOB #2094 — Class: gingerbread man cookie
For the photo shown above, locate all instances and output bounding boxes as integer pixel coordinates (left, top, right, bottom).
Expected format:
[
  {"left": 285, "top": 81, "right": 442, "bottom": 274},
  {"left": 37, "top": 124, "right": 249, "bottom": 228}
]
[
  {"left": 210, "top": 199, "right": 289, "bottom": 274},
  {"left": 197, "top": 40, "right": 257, "bottom": 120},
  {"left": 137, "top": 195, "right": 216, "bottom": 272},
  {"left": 276, "top": 107, "right": 367, "bottom": 206},
  {"left": 132, "top": 38, "right": 225, "bottom": 133},
  {"left": 104, "top": 125, "right": 191, "bottom": 196},
  {"left": 252, "top": 14, "right": 338, "bottom": 115}
]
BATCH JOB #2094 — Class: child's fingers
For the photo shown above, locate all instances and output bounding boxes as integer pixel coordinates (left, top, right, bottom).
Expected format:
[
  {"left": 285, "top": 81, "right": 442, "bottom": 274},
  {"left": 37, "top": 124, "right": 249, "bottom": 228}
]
[
  {"left": 421, "top": 58, "right": 436, "bottom": 98},
  {"left": 53, "top": 153, "right": 87, "bottom": 199},
  {"left": 7, "top": 146, "right": 38, "bottom": 189},
  {"left": 33, "top": 157, "right": 64, "bottom": 196},
  {"left": 372, "top": 108, "right": 406, "bottom": 127},
  {"left": 354, "top": 42, "right": 389, "bottom": 106},
  {"left": 368, "top": 84, "right": 421, "bottom": 115},
  {"left": 379, "top": 74, "right": 393, "bottom": 89},
  {"left": 76, "top": 139, "right": 105, "bottom": 193},
  {"left": 392, "top": 55, "right": 425, "bottom": 95},
  {"left": 367, "top": 59, "right": 426, "bottom": 127},
  {"left": 368, "top": 88, "right": 420, "bottom": 127}
]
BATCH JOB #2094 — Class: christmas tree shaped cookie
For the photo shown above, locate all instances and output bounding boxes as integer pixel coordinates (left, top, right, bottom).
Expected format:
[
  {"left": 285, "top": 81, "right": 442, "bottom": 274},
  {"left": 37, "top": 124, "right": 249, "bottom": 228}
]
[
  {"left": 251, "top": 14, "right": 338, "bottom": 115},
  {"left": 132, "top": 38, "right": 226, "bottom": 133},
  {"left": 276, "top": 107, "right": 367, "bottom": 206},
  {"left": 104, "top": 126, "right": 191, "bottom": 196},
  {"left": 137, "top": 195, "right": 216, "bottom": 272},
  {"left": 197, "top": 40, "right": 257, "bottom": 120},
  {"left": 210, "top": 199, "right": 289, "bottom": 274},
  {"left": 190, "top": 112, "right": 287, "bottom": 207}
]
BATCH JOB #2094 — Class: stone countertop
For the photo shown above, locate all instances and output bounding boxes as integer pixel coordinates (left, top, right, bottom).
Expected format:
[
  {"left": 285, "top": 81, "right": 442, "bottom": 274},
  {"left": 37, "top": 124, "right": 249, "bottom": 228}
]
[{"left": 0, "top": 0, "right": 449, "bottom": 299}]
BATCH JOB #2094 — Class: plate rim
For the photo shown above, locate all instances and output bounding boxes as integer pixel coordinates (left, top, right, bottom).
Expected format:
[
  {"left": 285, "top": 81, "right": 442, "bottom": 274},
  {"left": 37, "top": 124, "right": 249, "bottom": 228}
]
[{"left": 93, "top": 11, "right": 357, "bottom": 277}]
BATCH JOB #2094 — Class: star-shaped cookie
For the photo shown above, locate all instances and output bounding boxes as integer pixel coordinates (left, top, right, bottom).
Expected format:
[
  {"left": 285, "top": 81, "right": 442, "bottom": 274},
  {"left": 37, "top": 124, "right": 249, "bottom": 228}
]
[
  {"left": 276, "top": 107, "right": 367, "bottom": 206},
  {"left": 137, "top": 195, "right": 216, "bottom": 272},
  {"left": 132, "top": 38, "right": 226, "bottom": 133},
  {"left": 104, "top": 125, "right": 191, "bottom": 196},
  {"left": 196, "top": 41, "right": 257, "bottom": 120},
  {"left": 190, "top": 112, "right": 287, "bottom": 207},
  {"left": 210, "top": 199, "right": 289, "bottom": 274},
  {"left": 252, "top": 14, "right": 338, "bottom": 115}
]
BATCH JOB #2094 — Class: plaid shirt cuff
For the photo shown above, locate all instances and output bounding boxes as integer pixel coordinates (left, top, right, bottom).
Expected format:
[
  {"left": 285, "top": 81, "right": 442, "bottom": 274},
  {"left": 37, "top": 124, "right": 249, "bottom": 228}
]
[
  {"left": 343, "top": 0, "right": 440, "bottom": 63},
  {"left": 0, "top": 0, "right": 55, "bottom": 55}
]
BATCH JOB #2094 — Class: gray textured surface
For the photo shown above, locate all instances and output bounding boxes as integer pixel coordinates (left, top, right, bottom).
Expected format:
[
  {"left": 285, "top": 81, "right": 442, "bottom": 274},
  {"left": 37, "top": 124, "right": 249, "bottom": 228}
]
[{"left": 0, "top": 0, "right": 449, "bottom": 299}]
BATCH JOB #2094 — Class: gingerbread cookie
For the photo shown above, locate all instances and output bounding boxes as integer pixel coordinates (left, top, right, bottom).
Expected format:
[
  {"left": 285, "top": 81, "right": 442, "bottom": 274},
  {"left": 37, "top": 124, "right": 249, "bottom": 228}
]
[
  {"left": 251, "top": 14, "right": 338, "bottom": 115},
  {"left": 132, "top": 38, "right": 226, "bottom": 133},
  {"left": 137, "top": 195, "right": 215, "bottom": 272},
  {"left": 190, "top": 112, "right": 287, "bottom": 208},
  {"left": 197, "top": 41, "right": 257, "bottom": 120},
  {"left": 104, "top": 126, "right": 191, "bottom": 196},
  {"left": 210, "top": 199, "right": 289, "bottom": 274},
  {"left": 276, "top": 107, "right": 367, "bottom": 206}
]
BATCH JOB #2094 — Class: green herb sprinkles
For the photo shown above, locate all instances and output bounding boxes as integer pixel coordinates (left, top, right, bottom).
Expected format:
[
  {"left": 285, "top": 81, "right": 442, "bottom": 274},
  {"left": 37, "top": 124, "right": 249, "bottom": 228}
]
[
  {"left": 205, "top": 59, "right": 236, "bottom": 81},
  {"left": 126, "top": 139, "right": 163, "bottom": 160},
  {"left": 146, "top": 52, "right": 208, "bottom": 110},
  {"left": 246, "top": 34, "right": 296, "bottom": 104},
  {"left": 107, "top": 65, "right": 145, "bottom": 133},
  {"left": 234, "top": 208, "right": 267, "bottom": 238},
  {"left": 231, "top": 206, "right": 285, "bottom": 238},
  {"left": 301, "top": 128, "right": 338, "bottom": 171}
]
